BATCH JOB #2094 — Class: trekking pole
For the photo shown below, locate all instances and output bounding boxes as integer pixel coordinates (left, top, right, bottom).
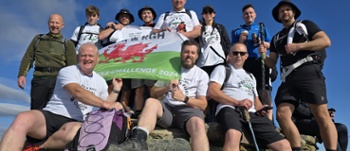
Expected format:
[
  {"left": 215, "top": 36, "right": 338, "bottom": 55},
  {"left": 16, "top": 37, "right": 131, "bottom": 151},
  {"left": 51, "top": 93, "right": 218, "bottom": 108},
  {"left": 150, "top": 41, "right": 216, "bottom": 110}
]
[
  {"left": 259, "top": 22, "right": 266, "bottom": 106},
  {"left": 242, "top": 108, "right": 260, "bottom": 151}
]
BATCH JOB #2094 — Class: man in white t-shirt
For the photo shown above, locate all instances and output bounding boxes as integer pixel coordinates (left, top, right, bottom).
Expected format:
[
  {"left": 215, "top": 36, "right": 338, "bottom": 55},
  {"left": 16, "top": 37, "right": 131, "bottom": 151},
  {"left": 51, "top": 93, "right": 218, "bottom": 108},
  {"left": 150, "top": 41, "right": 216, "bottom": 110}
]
[
  {"left": 0, "top": 43, "right": 124, "bottom": 150},
  {"left": 152, "top": 0, "right": 201, "bottom": 39},
  {"left": 71, "top": 5, "right": 103, "bottom": 54},
  {"left": 117, "top": 40, "right": 210, "bottom": 151},
  {"left": 208, "top": 43, "right": 291, "bottom": 151}
]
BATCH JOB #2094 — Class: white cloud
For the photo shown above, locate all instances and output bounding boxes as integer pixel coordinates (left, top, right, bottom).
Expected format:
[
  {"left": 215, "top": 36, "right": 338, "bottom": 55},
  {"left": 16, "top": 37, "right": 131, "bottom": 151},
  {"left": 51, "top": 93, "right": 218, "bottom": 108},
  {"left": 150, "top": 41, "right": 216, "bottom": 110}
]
[
  {"left": 0, "top": 103, "right": 29, "bottom": 116},
  {"left": 0, "top": 83, "right": 30, "bottom": 103}
]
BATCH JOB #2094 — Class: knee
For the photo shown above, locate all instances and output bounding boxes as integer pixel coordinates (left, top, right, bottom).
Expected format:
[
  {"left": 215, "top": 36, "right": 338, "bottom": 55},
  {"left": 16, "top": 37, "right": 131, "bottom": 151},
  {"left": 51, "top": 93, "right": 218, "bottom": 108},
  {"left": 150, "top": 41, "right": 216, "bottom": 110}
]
[
  {"left": 187, "top": 117, "right": 206, "bottom": 133},
  {"left": 10, "top": 112, "right": 34, "bottom": 131},
  {"left": 225, "top": 129, "right": 241, "bottom": 143},
  {"left": 276, "top": 111, "right": 290, "bottom": 124}
]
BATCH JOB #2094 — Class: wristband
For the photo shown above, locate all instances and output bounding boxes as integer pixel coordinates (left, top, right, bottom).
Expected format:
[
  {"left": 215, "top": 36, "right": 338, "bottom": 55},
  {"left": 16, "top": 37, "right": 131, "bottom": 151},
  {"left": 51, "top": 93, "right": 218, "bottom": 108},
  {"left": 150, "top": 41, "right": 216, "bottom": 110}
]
[
  {"left": 112, "top": 89, "right": 120, "bottom": 94},
  {"left": 183, "top": 96, "right": 189, "bottom": 104}
]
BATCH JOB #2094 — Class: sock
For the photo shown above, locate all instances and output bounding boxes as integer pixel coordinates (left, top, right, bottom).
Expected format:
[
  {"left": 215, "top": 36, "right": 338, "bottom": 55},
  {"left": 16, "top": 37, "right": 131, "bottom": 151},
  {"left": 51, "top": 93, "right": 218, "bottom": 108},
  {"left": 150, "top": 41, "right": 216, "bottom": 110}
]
[
  {"left": 133, "top": 126, "right": 149, "bottom": 135},
  {"left": 291, "top": 147, "right": 302, "bottom": 151}
]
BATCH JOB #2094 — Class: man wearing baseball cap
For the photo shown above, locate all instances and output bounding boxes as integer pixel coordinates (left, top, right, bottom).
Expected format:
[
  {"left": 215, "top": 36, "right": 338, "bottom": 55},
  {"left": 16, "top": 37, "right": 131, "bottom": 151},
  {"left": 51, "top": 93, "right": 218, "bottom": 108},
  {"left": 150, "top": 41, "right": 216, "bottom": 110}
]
[{"left": 259, "top": 1, "right": 336, "bottom": 151}]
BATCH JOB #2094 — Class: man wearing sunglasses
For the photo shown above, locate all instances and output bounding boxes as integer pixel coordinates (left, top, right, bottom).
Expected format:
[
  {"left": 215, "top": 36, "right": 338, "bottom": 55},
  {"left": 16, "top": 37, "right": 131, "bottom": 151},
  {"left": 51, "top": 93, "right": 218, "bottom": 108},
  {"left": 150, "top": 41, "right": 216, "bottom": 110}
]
[{"left": 208, "top": 43, "right": 291, "bottom": 151}]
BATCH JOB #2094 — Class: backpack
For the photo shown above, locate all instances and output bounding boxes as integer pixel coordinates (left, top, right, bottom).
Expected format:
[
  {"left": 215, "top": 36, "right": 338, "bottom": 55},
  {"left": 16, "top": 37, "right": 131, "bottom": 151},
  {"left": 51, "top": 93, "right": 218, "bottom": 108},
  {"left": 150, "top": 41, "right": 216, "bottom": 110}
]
[
  {"left": 65, "top": 109, "right": 131, "bottom": 151},
  {"left": 163, "top": 9, "right": 192, "bottom": 21},
  {"left": 75, "top": 23, "right": 103, "bottom": 47}
]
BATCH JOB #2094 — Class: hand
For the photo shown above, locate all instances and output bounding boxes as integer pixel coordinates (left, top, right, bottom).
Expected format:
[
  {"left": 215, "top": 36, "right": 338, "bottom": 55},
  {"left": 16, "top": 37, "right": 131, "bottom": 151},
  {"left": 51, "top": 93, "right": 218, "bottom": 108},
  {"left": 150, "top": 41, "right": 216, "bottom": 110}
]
[
  {"left": 17, "top": 76, "right": 26, "bottom": 89},
  {"left": 256, "top": 105, "right": 272, "bottom": 117},
  {"left": 103, "top": 101, "right": 124, "bottom": 111},
  {"left": 106, "top": 22, "right": 114, "bottom": 28},
  {"left": 112, "top": 77, "right": 123, "bottom": 92},
  {"left": 237, "top": 99, "right": 253, "bottom": 110},
  {"left": 239, "top": 33, "right": 248, "bottom": 43},
  {"left": 170, "top": 83, "right": 185, "bottom": 102},
  {"left": 285, "top": 43, "right": 300, "bottom": 54}
]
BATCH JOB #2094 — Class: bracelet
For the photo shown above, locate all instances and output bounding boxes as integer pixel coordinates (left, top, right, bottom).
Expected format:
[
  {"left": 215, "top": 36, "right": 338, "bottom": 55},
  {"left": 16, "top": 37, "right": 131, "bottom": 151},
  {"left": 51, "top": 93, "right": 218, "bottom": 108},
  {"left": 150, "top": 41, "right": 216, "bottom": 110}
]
[
  {"left": 183, "top": 96, "right": 189, "bottom": 104},
  {"left": 112, "top": 89, "right": 120, "bottom": 94}
]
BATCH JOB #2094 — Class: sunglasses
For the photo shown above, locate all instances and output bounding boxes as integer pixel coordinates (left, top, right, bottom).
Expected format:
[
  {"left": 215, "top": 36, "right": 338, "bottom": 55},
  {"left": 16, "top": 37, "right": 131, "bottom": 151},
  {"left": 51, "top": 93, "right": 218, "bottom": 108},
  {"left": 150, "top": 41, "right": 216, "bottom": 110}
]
[{"left": 232, "top": 51, "right": 247, "bottom": 56}]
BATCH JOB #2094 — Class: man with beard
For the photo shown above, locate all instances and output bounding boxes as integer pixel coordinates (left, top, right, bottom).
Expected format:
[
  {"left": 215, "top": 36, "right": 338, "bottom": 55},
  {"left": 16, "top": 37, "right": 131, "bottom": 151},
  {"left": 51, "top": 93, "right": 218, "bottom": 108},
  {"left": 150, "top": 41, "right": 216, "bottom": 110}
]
[
  {"left": 117, "top": 40, "right": 210, "bottom": 151},
  {"left": 259, "top": 1, "right": 337, "bottom": 151},
  {"left": 208, "top": 43, "right": 291, "bottom": 151}
]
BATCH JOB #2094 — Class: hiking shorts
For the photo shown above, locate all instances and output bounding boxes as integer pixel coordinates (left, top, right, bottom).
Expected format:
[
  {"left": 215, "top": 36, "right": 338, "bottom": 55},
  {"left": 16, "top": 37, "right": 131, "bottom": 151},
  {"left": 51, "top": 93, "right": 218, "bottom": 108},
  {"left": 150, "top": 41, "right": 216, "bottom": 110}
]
[
  {"left": 26, "top": 110, "right": 78, "bottom": 145},
  {"left": 216, "top": 107, "right": 284, "bottom": 146},
  {"left": 157, "top": 102, "right": 205, "bottom": 133},
  {"left": 275, "top": 63, "right": 328, "bottom": 107},
  {"left": 243, "top": 58, "right": 271, "bottom": 90}
]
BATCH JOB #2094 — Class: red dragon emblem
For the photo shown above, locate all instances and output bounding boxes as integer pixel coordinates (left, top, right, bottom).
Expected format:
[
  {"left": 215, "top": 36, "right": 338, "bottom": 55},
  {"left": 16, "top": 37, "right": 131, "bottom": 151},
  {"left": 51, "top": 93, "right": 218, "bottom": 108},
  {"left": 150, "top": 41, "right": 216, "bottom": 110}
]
[{"left": 99, "top": 42, "right": 158, "bottom": 63}]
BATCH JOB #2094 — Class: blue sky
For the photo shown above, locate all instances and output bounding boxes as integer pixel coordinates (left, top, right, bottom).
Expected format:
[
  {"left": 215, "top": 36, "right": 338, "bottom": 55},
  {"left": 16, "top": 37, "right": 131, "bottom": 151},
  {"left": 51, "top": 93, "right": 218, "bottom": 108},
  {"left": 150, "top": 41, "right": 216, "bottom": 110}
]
[{"left": 0, "top": 0, "right": 349, "bottom": 150}]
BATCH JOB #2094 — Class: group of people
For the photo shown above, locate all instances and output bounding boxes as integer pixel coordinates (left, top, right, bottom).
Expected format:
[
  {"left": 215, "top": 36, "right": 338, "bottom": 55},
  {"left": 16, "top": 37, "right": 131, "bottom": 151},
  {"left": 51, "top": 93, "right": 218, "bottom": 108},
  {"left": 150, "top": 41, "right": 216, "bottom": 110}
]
[{"left": 0, "top": 0, "right": 346, "bottom": 151}]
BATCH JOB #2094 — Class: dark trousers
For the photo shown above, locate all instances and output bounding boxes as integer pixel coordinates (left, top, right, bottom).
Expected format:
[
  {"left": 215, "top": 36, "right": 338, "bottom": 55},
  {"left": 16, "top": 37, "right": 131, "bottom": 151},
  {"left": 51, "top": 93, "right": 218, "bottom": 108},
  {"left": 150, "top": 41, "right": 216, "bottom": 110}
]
[{"left": 30, "top": 77, "right": 56, "bottom": 109}]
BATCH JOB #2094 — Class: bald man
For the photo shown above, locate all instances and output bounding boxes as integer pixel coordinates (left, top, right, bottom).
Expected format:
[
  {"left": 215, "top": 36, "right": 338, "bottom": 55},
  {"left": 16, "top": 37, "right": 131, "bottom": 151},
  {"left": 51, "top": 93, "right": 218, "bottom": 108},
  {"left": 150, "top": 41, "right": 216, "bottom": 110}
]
[
  {"left": 17, "top": 13, "right": 77, "bottom": 110},
  {"left": 1, "top": 43, "right": 124, "bottom": 151}
]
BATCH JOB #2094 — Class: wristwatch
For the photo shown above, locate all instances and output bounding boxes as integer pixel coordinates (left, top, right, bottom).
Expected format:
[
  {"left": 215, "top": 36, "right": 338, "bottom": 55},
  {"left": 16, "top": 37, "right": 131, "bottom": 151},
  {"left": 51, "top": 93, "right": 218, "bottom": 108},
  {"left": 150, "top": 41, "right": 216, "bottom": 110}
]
[{"left": 183, "top": 96, "right": 189, "bottom": 103}]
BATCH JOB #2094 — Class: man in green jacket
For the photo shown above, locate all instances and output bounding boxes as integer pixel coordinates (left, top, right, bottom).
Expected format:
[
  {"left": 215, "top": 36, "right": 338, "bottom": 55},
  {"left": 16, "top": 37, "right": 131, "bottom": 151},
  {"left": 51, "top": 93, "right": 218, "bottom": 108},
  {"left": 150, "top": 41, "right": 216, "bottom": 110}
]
[{"left": 17, "top": 13, "right": 77, "bottom": 110}]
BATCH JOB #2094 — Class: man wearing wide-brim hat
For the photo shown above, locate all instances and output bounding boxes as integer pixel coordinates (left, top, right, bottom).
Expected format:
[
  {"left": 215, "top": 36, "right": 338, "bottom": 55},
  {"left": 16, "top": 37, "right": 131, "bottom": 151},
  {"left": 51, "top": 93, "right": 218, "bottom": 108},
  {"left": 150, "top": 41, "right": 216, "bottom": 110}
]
[
  {"left": 98, "top": 8, "right": 134, "bottom": 44},
  {"left": 259, "top": 1, "right": 337, "bottom": 151},
  {"left": 138, "top": 6, "right": 157, "bottom": 27}
]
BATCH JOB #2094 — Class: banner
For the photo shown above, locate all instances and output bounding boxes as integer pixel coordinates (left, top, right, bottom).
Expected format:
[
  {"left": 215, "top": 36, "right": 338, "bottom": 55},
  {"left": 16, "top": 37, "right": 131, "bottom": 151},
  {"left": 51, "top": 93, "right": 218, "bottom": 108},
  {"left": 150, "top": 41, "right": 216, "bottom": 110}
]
[{"left": 95, "top": 26, "right": 187, "bottom": 81}]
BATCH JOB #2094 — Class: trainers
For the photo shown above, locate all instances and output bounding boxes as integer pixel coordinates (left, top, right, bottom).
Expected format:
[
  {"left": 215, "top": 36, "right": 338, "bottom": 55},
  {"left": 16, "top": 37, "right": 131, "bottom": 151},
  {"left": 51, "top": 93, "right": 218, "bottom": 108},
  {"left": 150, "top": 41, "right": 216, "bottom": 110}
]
[
  {"left": 22, "top": 145, "right": 40, "bottom": 151},
  {"left": 111, "top": 128, "right": 148, "bottom": 151}
]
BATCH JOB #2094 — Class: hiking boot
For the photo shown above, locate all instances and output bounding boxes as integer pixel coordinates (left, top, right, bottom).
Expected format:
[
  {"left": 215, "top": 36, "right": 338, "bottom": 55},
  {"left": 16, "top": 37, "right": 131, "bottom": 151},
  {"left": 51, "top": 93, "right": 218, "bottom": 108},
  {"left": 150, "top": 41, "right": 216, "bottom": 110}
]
[
  {"left": 22, "top": 145, "right": 40, "bottom": 151},
  {"left": 110, "top": 128, "right": 148, "bottom": 151}
]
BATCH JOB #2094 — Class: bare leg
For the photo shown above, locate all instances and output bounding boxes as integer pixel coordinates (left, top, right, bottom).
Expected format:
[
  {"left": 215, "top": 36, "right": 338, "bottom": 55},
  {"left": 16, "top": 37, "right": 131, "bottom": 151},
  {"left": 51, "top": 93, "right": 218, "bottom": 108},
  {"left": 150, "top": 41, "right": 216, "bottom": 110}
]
[
  {"left": 276, "top": 103, "right": 301, "bottom": 147},
  {"left": 0, "top": 110, "right": 46, "bottom": 151},
  {"left": 39, "top": 122, "right": 81, "bottom": 149},
  {"left": 222, "top": 129, "right": 241, "bottom": 151},
  {"left": 267, "top": 139, "right": 292, "bottom": 151},
  {"left": 258, "top": 89, "right": 273, "bottom": 120},
  {"left": 121, "top": 89, "right": 131, "bottom": 108},
  {"left": 134, "top": 86, "right": 145, "bottom": 111},
  {"left": 137, "top": 98, "right": 163, "bottom": 132},
  {"left": 186, "top": 116, "right": 209, "bottom": 151},
  {"left": 309, "top": 104, "right": 337, "bottom": 150}
]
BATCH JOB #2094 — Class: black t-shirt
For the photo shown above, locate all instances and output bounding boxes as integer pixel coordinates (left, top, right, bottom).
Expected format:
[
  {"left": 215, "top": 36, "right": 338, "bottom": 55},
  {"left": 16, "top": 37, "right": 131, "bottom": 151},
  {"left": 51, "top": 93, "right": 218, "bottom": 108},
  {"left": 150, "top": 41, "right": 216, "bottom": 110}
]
[{"left": 270, "top": 20, "right": 326, "bottom": 67}]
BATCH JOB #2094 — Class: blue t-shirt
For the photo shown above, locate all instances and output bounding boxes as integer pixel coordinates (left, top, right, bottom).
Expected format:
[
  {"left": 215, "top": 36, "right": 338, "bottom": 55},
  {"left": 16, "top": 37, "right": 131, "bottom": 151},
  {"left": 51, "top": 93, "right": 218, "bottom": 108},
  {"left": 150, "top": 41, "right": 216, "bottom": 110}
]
[{"left": 231, "top": 22, "right": 271, "bottom": 58}]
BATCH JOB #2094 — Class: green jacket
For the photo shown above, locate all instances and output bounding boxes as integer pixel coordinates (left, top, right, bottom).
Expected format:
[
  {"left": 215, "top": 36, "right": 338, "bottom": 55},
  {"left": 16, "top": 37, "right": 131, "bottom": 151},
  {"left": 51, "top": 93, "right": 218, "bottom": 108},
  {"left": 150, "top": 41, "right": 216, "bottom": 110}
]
[{"left": 18, "top": 33, "right": 77, "bottom": 77}]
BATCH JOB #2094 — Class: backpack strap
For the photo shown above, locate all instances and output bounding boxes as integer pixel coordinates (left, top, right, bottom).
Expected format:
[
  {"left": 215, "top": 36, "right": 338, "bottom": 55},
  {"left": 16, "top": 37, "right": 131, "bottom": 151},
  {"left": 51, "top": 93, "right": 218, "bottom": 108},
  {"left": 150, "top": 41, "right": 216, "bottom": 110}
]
[
  {"left": 76, "top": 25, "right": 85, "bottom": 45},
  {"left": 163, "top": 9, "right": 192, "bottom": 21},
  {"left": 221, "top": 65, "right": 231, "bottom": 90}
]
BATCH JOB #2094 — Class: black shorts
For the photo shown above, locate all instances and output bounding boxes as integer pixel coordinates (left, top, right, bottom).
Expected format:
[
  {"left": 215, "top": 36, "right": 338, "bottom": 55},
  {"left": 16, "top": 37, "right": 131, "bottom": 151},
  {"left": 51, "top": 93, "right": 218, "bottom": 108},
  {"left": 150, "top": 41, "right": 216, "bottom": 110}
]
[
  {"left": 216, "top": 107, "right": 284, "bottom": 146},
  {"left": 243, "top": 58, "right": 271, "bottom": 90},
  {"left": 26, "top": 110, "right": 78, "bottom": 145},
  {"left": 275, "top": 63, "right": 327, "bottom": 106}
]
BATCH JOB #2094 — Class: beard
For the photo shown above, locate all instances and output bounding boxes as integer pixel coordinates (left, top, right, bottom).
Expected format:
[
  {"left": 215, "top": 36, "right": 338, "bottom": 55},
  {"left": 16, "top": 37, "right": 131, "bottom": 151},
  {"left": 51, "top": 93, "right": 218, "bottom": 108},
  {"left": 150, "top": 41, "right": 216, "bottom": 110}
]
[{"left": 181, "top": 57, "right": 195, "bottom": 69}]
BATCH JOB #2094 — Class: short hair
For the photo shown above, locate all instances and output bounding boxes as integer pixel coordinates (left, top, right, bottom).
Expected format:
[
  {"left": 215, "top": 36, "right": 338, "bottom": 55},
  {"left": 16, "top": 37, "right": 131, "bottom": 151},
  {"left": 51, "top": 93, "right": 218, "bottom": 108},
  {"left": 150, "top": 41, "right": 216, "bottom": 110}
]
[
  {"left": 78, "top": 42, "right": 99, "bottom": 55},
  {"left": 85, "top": 5, "right": 100, "bottom": 17},
  {"left": 242, "top": 4, "right": 254, "bottom": 13},
  {"left": 181, "top": 39, "right": 200, "bottom": 54}
]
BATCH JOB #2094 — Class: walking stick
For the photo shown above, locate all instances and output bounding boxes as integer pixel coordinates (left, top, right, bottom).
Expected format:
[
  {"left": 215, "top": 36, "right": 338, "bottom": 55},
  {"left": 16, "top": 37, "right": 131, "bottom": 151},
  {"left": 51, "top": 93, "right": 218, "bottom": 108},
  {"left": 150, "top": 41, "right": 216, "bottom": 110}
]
[
  {"left": 242, "top": 108, "right": 260, "bottom": 151},
  {"left": 259, "top": 22, "right": 266, "bottom": 105}
]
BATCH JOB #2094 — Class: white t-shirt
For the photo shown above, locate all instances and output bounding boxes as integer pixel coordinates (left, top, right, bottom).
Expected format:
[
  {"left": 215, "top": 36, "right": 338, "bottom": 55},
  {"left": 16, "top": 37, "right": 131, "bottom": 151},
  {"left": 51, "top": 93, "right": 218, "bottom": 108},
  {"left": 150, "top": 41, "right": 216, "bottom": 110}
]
[
  {"left": 210, "top": 64, "right": 258, "bottom": 114},
  {"left": 43, "top": 65, "right": 108, "bottom": 121},
  {"left": 154, "top": 66, "right": 209, "bottom": 106},
  {"left": 154, "top": 8, "right": 200, "bottom": 32},
  {"left": 71, "top": 24, "right": 102, "bottom": 54},
  {"left": 196, "top": 25, "right": 225, "bottom": 67}
]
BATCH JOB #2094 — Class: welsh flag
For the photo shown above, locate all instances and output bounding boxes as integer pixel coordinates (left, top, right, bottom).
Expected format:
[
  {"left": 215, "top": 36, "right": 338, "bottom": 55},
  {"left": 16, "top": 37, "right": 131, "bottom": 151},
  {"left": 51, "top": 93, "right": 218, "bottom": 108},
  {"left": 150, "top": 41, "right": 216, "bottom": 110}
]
[{"left": 95, "top": 26, "right": 187, "bottom": 81}]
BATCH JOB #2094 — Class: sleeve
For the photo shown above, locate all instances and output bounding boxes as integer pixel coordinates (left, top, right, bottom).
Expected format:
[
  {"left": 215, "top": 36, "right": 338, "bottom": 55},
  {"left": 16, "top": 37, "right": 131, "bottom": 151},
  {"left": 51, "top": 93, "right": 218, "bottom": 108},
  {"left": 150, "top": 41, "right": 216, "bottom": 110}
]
[
  {"left": 219, "top": 24, "right": 231, "bottom": 56},
  {"left": 190, "top": 10, "right": 201, "bottom": 26},
  {"left": 18, "top": 35, "right": 39, "bottom": 77},
  {"left": 154, "top": 80, "right": 169, "bottom": 88},
  {"left": 153, "top": 13, "right": 166, "bottom": 30},
  {"left": 57, "top": 66, "right": 80, "bottom": 88},
  {"left": 197, "top": 71, "right": 209, "bottom": 96},
  {"left": 209, "top": 65, "right": 226, "bottom": 85},
  {"left": 109, "top": 30, "right": 122, "bottom": 42},
  {"left": 250, "top": 74, "right": 259, "bottom": 97},
  {"left": 70, "top": 26, "right": 80, "bottom": 42},
  {"left": 269, "top": 35, "right": 277, "bottom": 54},
  {"left": 231, "top": 28, "right": 240, "bottom": 45},
  {"left": 302, "top": 20, "right": 322, "bottom": 40},
  {"left": 64, "top": 40, "right": 78, "bottom": 65},
  {"left": 99, "top": 77, "right": 108, "bottom": 100}
]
